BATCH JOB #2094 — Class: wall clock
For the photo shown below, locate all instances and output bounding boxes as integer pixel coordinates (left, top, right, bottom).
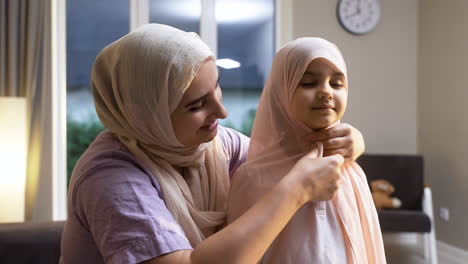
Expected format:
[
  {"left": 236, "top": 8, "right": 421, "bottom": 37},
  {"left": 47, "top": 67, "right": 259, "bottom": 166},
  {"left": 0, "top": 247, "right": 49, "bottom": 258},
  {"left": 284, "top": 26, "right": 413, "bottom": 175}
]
[{"left": 337, "top": 0, "right": 381, "bottom": 35}]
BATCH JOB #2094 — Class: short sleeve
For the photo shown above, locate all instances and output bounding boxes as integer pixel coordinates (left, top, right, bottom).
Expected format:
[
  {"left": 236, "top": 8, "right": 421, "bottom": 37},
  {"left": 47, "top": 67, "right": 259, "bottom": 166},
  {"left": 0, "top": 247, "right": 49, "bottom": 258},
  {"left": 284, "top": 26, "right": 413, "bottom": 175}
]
[
  {"left": 73, "top": 162, "right": 192, "bottom": 264},
  {"left": 217, "top": 126, "right": 250, "bottom": 177}
]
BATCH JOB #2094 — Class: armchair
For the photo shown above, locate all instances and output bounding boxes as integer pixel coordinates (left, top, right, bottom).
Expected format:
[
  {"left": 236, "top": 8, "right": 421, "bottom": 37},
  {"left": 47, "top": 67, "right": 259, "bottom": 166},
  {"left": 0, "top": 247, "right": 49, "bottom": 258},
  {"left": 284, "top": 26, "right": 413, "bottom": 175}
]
[{"left": 357, "top": 154, "right": 438, "bottom": 264}]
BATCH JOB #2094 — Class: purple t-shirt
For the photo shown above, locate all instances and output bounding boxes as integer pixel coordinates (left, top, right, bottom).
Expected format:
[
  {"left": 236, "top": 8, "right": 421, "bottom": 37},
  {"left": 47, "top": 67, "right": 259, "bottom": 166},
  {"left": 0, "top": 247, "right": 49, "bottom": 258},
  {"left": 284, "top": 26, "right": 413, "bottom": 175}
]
[{"left": 60, "top": 126, "right": 249, "bottom": 264}]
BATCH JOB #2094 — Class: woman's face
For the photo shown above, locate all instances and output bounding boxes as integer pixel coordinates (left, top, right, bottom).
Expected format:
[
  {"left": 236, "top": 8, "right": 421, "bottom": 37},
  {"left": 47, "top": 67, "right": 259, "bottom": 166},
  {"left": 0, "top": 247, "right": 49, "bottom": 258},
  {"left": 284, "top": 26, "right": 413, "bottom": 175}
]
[
  {"left": 290, "top": 57, "right": 348, "bottom": 131},
  {"left": 171, "top": 60, "right": 228, "bottom": 147}
]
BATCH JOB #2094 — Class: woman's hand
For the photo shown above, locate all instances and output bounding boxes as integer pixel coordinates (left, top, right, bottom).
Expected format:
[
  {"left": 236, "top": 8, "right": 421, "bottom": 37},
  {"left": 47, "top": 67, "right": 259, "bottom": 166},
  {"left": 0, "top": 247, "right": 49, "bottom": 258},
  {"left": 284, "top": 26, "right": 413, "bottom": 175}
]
[
  {"left": 308, "top": 123, "right": 365, "bottom": 162},
  {"left": 287, "top": 153, "right": 344, "bottom": 205}
]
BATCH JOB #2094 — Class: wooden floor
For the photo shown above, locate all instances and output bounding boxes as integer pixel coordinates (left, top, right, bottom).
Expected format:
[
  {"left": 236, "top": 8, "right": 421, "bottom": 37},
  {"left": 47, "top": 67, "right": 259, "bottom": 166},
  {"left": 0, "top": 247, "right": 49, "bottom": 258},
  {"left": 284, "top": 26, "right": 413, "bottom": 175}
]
[
  {"left": 383, "top": 233, "right": 449, "bottom": 264},
  {"left": 385, "top": 240, "right": 426, "bottom": 264}
]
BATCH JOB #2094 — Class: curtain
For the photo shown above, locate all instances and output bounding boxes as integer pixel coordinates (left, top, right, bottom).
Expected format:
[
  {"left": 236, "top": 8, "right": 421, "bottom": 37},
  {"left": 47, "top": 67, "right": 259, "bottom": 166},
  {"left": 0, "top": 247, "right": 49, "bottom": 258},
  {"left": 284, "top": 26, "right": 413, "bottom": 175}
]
[{"left": 0, "top": 0, "right": 57, "bottom": 221}]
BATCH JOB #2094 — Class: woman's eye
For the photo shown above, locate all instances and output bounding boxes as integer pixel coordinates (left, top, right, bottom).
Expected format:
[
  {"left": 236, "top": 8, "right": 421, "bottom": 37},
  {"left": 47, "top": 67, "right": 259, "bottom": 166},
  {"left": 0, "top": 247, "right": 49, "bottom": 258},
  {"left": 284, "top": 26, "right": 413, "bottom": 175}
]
[{"left": 189, "top": 102, "right": 204, "bottom": 112}]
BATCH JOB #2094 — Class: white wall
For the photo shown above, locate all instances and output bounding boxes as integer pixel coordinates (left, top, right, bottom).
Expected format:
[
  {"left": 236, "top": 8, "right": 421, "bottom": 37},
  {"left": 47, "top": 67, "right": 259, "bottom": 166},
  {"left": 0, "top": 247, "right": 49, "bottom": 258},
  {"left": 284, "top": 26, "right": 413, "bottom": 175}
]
[{"left": 419, "top": 0, "right": 468, "bottom": 251}]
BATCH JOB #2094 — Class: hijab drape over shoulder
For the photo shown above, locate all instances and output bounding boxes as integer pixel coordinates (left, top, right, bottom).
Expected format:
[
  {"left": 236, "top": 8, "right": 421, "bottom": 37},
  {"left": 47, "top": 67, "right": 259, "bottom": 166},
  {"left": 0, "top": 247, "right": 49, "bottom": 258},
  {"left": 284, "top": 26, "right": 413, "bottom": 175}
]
[
  {"left": 227, "top": 38, "right": 386, "bottom": 263},
  {"left": 91, "top": 24, "right": 230, "bottom": 246}
]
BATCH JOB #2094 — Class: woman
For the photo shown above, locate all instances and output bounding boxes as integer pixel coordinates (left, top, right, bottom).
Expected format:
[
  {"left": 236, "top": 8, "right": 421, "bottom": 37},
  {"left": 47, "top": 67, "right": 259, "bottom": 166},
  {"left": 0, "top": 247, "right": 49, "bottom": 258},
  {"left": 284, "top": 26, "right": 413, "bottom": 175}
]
[{"left": 60, "top": 24, "right": 365, "bottom": 264}]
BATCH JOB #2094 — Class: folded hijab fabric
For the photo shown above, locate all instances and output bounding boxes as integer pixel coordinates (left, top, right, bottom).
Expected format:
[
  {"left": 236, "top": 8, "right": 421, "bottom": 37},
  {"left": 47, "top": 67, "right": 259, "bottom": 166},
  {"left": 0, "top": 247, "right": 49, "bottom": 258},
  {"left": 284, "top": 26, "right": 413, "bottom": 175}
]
[
  {"left": 227, "top": 38, "right": 386, "bottom": 263},
  {"left": 91, "top": 24, "right": 230, "bottom": 247}
]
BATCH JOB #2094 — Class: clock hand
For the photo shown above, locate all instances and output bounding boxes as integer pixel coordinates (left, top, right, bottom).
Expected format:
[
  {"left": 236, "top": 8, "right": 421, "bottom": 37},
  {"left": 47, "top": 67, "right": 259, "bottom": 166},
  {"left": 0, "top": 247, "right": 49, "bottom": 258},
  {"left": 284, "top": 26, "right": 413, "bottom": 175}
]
[
  {"left": 345, "top": 2, "right": 361, "bottom": 19},
  {"left": 357, "top": 0, "right": 362, "bottom": 14},
  {"left": 345, "top": 11, "right": 359, "bottom": 19}
]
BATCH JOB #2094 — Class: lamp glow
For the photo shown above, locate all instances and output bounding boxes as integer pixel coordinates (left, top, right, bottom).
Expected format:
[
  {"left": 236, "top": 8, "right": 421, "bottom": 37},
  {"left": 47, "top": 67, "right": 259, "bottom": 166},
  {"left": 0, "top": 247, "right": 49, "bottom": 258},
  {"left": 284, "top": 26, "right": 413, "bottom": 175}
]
[
  {"left": 216, "top": 58, "right": 241, "bottom": 69},
  {"left": 0, "top": 97, "right": 27, "bottom": 222}
]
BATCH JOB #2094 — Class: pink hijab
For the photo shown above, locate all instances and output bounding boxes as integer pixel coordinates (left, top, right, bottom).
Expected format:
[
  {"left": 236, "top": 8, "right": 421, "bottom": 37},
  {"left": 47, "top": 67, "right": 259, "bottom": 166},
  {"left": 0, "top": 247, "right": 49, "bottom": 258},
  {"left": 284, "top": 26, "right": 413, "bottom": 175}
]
[{"left": 227, "top": 38, "right": 386, "bottom": 263}]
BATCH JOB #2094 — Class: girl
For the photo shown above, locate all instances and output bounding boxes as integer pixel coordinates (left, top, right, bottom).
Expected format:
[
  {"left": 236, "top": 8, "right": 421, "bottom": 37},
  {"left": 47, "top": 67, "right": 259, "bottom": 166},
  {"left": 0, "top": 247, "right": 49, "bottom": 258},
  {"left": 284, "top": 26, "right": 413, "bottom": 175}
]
[{"left": 227, "top": 38, "right": 386, "bottom": 264}]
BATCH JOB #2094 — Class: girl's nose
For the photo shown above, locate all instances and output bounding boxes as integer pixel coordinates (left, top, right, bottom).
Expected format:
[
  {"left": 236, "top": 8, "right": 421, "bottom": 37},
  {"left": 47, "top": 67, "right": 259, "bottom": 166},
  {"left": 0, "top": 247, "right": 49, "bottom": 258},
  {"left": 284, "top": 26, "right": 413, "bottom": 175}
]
[{"left": 318, "top": 84, "right": 333, "bottom": 101}]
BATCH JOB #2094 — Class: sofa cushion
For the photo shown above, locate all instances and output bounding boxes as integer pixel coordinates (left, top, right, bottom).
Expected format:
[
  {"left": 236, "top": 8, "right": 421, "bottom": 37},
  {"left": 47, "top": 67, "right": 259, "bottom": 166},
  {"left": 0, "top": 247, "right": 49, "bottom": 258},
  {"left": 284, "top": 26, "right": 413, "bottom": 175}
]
[
  {"left": 377, "top": 210, "right": 431, "bottom": 233},
  {"left": 0, "top": 221, "right": 64, "bottom": 264}
]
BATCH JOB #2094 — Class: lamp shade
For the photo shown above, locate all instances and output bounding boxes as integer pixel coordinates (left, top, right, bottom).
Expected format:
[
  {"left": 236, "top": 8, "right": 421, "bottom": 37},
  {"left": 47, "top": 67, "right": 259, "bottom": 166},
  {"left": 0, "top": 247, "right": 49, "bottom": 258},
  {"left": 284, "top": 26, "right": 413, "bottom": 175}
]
[{"left": 0, "top": 97, "right": 27, "bottom": 222}]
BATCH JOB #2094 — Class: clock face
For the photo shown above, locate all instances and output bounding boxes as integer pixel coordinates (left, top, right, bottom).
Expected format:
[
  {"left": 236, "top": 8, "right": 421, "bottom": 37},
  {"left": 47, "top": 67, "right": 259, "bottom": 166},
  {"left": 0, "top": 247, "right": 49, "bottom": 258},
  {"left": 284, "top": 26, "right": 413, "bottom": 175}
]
[{"left": 337, "top": 0, "right": 381, "bottom": 35}]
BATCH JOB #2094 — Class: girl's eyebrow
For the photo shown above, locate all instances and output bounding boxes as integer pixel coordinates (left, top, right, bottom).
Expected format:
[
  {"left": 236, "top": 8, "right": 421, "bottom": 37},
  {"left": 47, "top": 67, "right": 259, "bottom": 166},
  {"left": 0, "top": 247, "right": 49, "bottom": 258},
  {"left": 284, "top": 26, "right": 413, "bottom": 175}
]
[{"left": 303, "top": 71, "right": 344, "bottom": 77}]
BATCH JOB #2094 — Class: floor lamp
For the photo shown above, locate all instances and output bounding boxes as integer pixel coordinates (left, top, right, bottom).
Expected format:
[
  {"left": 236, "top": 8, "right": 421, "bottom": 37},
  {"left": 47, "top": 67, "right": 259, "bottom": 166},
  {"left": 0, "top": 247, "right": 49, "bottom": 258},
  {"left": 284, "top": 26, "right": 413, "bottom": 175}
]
[{"left": 0, "top": 97, "right": 27, "bottom": 223}]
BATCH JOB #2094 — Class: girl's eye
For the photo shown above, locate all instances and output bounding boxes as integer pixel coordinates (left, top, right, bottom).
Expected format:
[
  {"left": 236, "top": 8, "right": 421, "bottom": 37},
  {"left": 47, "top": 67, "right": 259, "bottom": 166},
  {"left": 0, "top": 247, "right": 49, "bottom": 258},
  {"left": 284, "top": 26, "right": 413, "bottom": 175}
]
[
  {"left": 330, "top": 79, "right": 345, "bottom": 88},
  {"left": 301, "top": 82, "right": 318, "bottom": 87}
]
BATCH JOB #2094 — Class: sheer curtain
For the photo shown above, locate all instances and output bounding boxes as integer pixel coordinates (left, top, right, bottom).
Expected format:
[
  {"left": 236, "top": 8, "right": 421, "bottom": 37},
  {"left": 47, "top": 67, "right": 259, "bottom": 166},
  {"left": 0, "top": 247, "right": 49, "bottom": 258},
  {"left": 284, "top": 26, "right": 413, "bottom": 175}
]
[{"left": 0, "top": 0, "right": 65, "bottom": 221}]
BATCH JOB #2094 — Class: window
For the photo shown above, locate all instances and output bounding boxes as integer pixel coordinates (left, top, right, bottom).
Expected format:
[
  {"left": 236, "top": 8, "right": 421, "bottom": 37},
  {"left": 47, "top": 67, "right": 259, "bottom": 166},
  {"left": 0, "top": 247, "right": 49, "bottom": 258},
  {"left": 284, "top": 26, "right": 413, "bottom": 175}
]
[
  {"left": 66, "top": 0, "right": 275, "bottom": 184},
  {"left": 216, "top": 0, "right": 274, "bottom": 135}
]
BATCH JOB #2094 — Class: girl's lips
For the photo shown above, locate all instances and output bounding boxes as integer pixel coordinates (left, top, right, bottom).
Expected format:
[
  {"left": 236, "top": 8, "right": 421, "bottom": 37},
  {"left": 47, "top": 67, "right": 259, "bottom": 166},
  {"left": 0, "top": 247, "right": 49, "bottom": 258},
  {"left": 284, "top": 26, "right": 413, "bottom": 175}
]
[
  {"left": 312, "top": 105, "right": 334, "bottom": 113},
  {"left": 201, "top": 120, "right": 218, "bottom": 131},
  {"left": 313, "top": 104, "right": 333, "bottom": 109},
  {"left": 312, "top": 106, "right": 334, "bottom": 114}
]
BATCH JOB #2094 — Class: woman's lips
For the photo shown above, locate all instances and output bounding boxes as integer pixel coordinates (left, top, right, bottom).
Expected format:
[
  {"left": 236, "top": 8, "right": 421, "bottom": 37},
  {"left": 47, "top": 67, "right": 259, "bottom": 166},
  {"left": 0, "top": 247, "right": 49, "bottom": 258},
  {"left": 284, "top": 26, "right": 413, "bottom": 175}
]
[{"left": 201, "top": 120, "right": 218, "bottom": 131}]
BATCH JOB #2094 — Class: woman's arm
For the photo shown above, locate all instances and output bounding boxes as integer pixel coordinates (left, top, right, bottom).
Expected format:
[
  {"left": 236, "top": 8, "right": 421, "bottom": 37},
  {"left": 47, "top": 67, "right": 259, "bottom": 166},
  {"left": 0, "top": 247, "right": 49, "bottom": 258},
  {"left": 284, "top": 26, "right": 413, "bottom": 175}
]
[{"left": 143, "top": 154, "right": 344, "bottom": 264}]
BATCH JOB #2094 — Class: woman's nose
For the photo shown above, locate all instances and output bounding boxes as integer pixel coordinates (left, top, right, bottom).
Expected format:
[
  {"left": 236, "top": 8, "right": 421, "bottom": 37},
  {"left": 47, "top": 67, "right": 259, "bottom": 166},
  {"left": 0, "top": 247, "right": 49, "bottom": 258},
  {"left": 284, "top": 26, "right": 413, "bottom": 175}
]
[
  {"left": 213, "top": 96, "right": 228, "bottom": 119},
  {"left": 217, "top": 103, "right": 228, "bottom": 119}
]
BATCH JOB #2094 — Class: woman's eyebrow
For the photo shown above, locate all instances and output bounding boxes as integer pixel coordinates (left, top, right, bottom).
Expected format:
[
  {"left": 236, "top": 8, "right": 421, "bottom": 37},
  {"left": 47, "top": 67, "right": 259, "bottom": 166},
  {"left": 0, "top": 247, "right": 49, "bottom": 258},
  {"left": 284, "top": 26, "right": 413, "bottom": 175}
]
[
  {"left": 184, "top": 77, "right": 219, "bottom": 108},
  {"left": 185, "top": 94, "right": 208, "bottom": 108}
]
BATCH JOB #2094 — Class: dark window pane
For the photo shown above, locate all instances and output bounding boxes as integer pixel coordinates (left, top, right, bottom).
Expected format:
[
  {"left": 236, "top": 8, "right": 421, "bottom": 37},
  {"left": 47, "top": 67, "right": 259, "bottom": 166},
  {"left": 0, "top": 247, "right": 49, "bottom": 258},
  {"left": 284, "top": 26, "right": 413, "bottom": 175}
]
[
  {"left": 67, "top": 0, "right": 129, "bottom": 91},
  {"left": 216, "top": 0, "right": 275, "bottom": 135},
  {"left": 66, "top": 0, "right": 129, "bottom": 181}
]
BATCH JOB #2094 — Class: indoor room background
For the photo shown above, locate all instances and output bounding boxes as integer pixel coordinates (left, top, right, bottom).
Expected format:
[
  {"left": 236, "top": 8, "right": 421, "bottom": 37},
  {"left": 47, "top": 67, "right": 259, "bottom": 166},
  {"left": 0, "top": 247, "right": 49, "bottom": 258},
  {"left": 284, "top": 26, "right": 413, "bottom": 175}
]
[{"left": 1, "top": 0, "right": 467, "bottom": 263}]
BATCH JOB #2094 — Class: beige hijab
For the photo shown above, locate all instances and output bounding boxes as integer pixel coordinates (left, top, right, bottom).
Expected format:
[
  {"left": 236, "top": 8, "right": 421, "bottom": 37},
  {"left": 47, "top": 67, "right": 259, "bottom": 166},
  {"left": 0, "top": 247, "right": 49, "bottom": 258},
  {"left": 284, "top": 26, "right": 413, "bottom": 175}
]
[
  {"left": 91, "top": 24, "right": 230, "bottom": 247},
  {"left": 227, "top": 38, "right": 386, "bottom": 263}
]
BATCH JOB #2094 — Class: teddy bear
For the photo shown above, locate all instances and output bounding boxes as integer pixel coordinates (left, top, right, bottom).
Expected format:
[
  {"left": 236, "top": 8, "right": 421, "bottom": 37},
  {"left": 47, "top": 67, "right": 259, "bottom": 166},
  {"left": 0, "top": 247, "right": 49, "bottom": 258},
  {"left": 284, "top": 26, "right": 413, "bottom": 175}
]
[{"left": 370, "top": 179, "right": 402, "bottom": 209}]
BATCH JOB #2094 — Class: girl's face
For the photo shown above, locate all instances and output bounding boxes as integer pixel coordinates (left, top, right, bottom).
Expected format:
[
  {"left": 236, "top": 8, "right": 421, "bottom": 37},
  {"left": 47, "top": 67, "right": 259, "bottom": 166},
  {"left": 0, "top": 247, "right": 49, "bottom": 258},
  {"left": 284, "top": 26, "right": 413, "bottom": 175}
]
[
  {"left": 171, "top": 60, "right": 228, "bottom": 147},
  {"left": 290, "top": 58, "right": 348, "bottom": 131}
]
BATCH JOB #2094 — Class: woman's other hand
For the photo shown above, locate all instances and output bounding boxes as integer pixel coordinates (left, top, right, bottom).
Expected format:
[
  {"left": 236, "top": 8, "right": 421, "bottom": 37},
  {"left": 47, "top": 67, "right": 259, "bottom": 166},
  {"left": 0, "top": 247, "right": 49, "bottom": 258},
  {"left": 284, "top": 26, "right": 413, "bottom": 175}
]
[{"left": 308, "top": 123, "right": 365, "bottom": 162}]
